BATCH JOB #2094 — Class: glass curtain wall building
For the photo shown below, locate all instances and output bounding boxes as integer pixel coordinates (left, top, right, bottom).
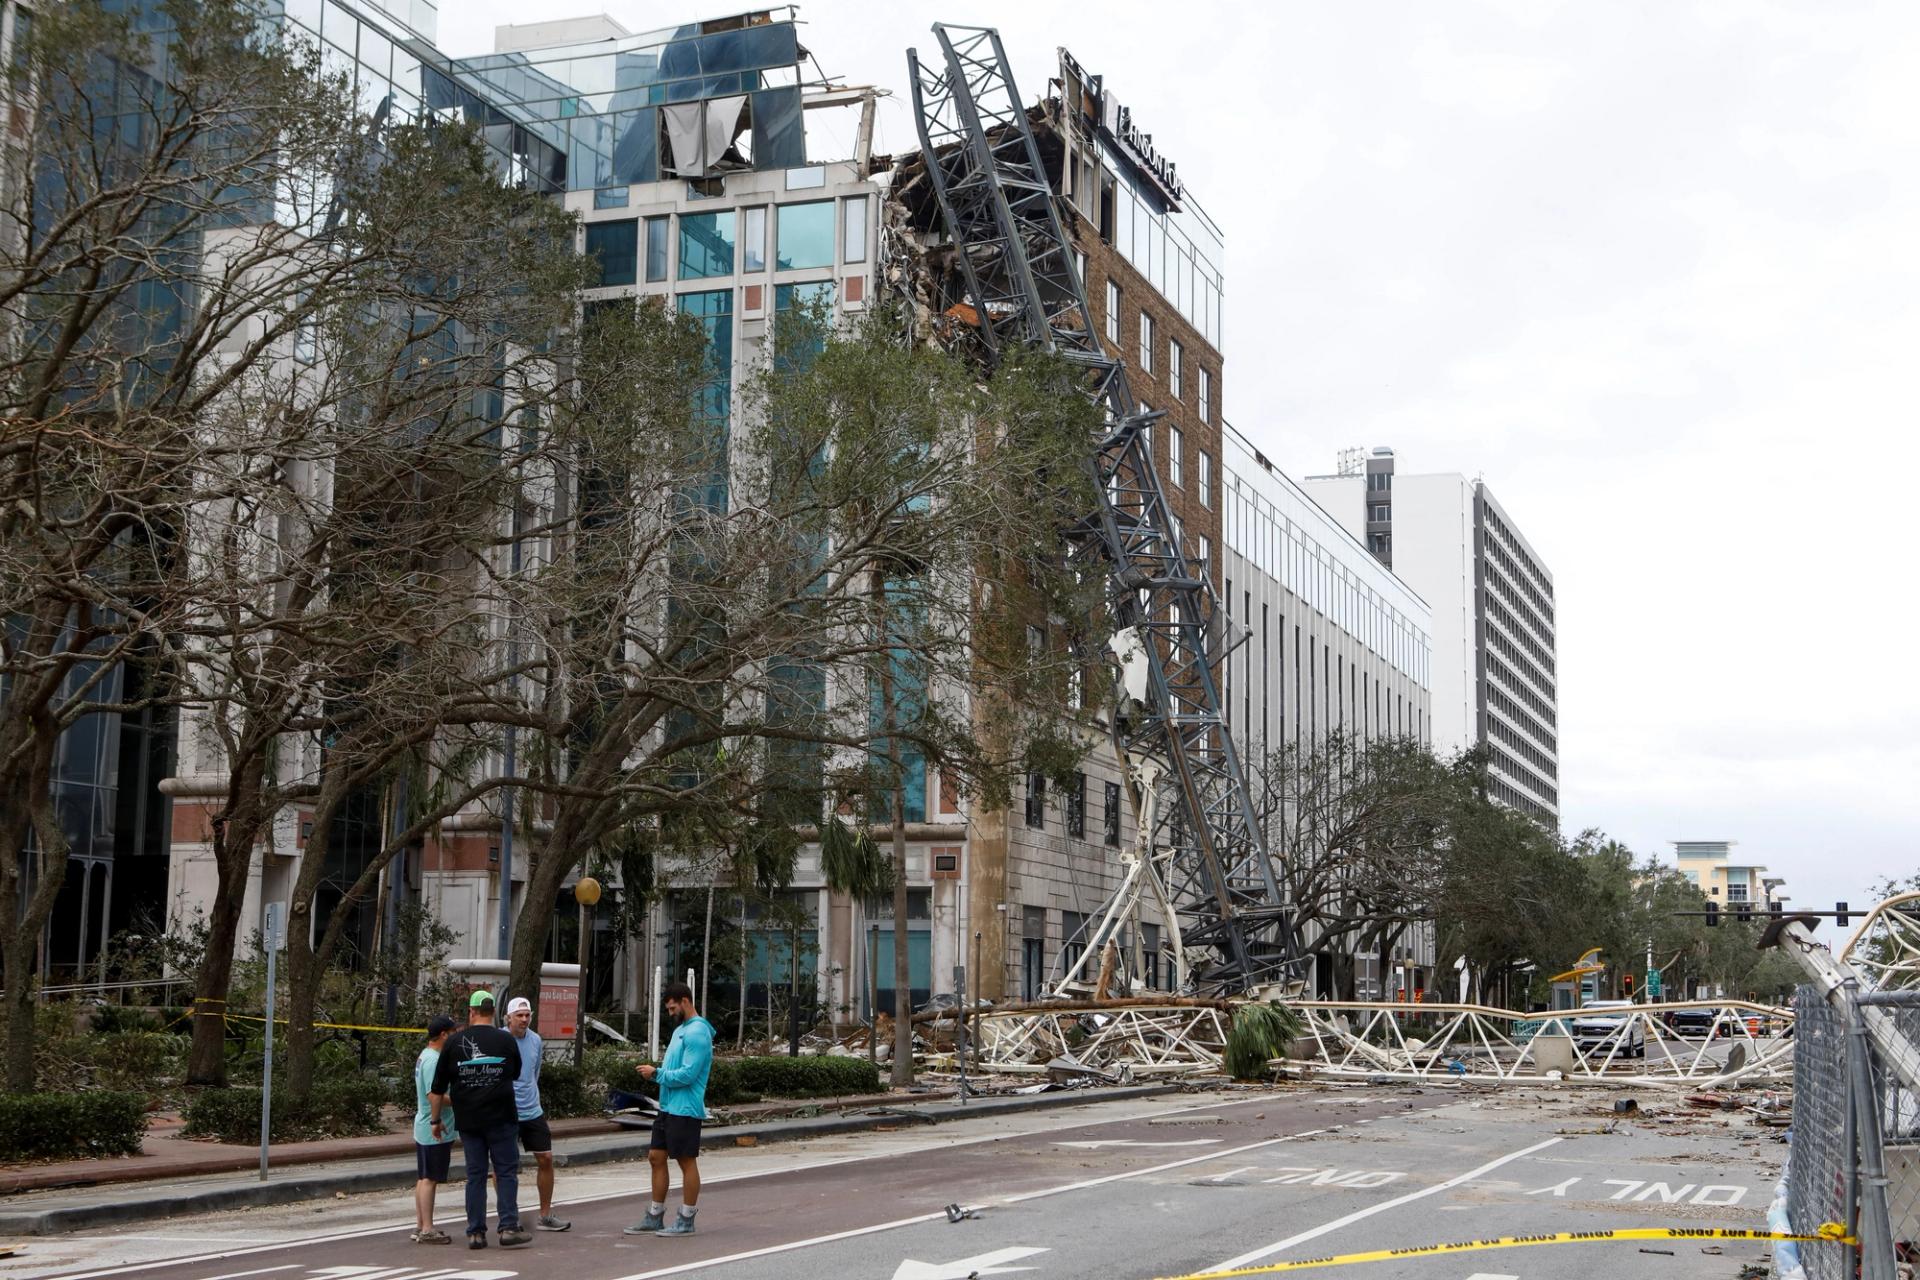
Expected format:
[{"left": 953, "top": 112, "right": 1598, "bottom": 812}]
[{"left": 1220, "top": 423, "right": 1433, "bottom": 761}]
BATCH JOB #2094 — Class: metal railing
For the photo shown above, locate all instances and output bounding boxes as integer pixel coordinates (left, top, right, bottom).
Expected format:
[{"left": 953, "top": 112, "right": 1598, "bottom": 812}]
[
  {"left": 972, "top": 996, "right": 1794, "bottom": 1086},
  {"left": 0, "top": 976, "right": 192, "bottom": 1003},
  {"left": 978, "top": 1001, "right": 1232, "bottom": 1075},
  {"left": 1290, "top": 998, "right": 1792, "bottom": 1086}
]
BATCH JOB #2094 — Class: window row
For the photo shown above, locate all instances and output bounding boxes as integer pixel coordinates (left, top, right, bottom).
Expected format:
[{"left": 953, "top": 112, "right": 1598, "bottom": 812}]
[
  {"left": 1025, "top": 771, "right": 1124, "bottom": 847},
  {"left": 583, "top": 197, "right": 870, "bottom": 288},
  {"left": 1102, "top": 278, "right": 1217, "bottom": 424}
]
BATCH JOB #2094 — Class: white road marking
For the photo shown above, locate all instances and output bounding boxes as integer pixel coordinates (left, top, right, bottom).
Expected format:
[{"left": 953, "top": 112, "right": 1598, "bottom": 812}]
[
  {"left": 609, "top": 1124, "right": 1349, "bottom": 1280},
  {"left": 40, "top": 1092, "right": 1320, "bottom": 1280},
  {"left": 1054, "top": 1139, "right": 1223, "bottom": 1150},
  {"left": 1205, "top": 1167, "right": 1257, "bottom": 1183},
  {"left": 1261, "top": 1167, "right": 1405, "bottom": 1189},
  {"left": 1464, "top": 1274, "right": 1519, "bottom": 1279},
  {"left": 1002, "top": 1131, "right": 1329, "bottom": 1203},
  {"left": 607, "top": 1208, "right": 957, "bottom": 1280},
  {"left": 889, "top": 1245, "right": 1048, "bottom": 1280},
  {"left": 1205, "top": 1136, "right": 1565, "bottom": 1272}
]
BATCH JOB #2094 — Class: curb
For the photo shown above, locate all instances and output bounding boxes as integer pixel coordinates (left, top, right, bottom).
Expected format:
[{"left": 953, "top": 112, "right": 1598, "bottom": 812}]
[{"left": 0, "top": 1084, "right": 1179, "bottom": 1236}]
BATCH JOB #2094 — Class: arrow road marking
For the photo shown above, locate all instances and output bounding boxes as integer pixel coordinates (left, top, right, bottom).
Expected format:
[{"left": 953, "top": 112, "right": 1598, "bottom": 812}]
[
  {"left": 891, "top": 1246, "right": 1049, "bottom": 1280},
  {"left": 1054, "top": 1138, "right": 1224, "bottom": 1149}
]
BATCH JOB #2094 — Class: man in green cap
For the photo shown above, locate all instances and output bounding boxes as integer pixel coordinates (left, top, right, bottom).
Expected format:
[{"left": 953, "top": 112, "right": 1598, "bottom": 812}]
[{"left": 429, "top": 991, "right": 527, "bottom": 1249}]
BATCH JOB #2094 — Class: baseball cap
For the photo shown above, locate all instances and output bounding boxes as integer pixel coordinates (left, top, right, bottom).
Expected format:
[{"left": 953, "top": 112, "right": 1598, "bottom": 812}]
[
  {"left": 427, "top": 1014, "right": 457, "bottom": 1037},
  {"left": 506, "top": 997, "right": 532, "bottom": 1015},
  {"left": 468, "top": 990, "right": 496, "bottom": 1009}
]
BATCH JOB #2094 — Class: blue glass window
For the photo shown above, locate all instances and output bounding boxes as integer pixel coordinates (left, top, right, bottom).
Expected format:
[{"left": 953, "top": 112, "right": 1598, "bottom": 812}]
[
  {"left": 776, "top": 201, "right": 834, "bottom": 270},
  {"left": 584, "top": 220, "right": 637, "bottom": 287},
  {"left": 679, "top": 289, "right": 734, "bottom": 510},
  {"left": 644, "top": 217, "right": 670, "bottom": 282},
  {"left": 679, "top": 211, "right": 736, "bottom": 279}
]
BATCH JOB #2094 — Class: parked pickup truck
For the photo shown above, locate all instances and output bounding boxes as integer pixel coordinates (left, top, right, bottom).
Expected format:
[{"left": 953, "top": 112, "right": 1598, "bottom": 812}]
[{"left": 1571, "top": 1000, "right": 1646, "bottom": 1058}]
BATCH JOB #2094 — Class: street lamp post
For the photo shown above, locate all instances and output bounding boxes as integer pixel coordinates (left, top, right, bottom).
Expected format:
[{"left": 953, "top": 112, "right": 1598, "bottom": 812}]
[{"left": 573, "top": 876, "right": 601, "bottom": 1066}]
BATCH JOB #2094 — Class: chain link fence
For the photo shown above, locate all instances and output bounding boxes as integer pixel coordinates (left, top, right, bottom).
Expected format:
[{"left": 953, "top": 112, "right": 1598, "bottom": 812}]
[
  {"left": 1864, "top": 998, "right": 1919, "bottom": 1276},
  {"left": 1786, "top": 984, "right": 1920, "bottom": 1279},
  {"left": 1788, "top": 986, "right": 1854, "bottom": 1280}
]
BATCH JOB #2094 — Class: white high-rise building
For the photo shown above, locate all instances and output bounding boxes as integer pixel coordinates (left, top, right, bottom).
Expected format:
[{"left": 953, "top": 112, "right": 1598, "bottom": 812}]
[
  {"left": 1306, "top": 449, "right": 1559, "bottom": 823},
  {"left": 1219, "top": 428, "right": 1436, "bottom": 998}
]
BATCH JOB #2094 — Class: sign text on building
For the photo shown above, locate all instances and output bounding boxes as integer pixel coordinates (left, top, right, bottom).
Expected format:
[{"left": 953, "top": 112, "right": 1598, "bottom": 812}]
[{"left": 1059, "top": 48, "right": 1185, "bottom": 208}]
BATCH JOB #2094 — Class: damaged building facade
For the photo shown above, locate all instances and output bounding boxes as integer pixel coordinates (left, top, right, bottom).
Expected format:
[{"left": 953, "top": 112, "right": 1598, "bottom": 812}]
[{"left": 57, "top": 3, "right": 1437, "bottom": 1024}]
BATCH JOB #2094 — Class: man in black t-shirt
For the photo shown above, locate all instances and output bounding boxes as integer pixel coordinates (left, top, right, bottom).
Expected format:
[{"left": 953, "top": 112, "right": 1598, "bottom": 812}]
[{"left": 430, "top": 992, "right": 528, "bottom": 1250}]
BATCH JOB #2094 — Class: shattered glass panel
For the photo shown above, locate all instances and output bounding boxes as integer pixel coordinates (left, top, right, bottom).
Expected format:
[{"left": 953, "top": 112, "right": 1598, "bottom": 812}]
[{"left": 751, "top": 86, "right": 805, "bottom": 171}]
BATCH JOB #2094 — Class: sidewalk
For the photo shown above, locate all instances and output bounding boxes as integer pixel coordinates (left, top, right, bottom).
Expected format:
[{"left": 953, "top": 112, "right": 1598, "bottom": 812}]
[{"left": 0, "top": 1083, "right": 1177, "bottom": 1236}]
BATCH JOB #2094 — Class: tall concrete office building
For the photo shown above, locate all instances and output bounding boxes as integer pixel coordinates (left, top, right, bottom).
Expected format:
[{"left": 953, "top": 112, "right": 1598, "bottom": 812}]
[{"left": 1306, "top": 450, "right": 1559, "bottom": 823}]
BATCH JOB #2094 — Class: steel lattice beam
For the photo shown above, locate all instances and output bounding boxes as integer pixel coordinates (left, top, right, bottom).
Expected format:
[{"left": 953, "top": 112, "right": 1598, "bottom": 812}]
[{"left": 907, "top": 23, "right": 1300, "bottom": 991}]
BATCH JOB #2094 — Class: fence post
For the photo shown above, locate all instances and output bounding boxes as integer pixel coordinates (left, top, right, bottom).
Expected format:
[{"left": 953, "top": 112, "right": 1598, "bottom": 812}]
[{"left": 1842, "top": 977, "right": 1899, "bottom": 1278}]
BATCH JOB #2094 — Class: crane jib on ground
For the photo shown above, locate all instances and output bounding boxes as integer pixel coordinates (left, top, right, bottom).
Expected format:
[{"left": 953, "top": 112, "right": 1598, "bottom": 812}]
[{"left": 906, "top": 23, "right": 1302, "bottom": 995}]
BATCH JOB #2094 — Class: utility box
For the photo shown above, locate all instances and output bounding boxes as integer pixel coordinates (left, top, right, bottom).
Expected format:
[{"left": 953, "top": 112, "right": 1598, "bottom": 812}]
[
  {"left": 448, "top": 959, "right": 582, "bottom": 1039},
  {"left": 1530, "top": 1027, "right": 1576, "bottom": 1074}
]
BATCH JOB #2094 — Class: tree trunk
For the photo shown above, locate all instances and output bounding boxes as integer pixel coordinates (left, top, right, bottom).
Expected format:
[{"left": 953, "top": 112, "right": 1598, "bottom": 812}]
[
  {"left": 184, "top": 850, "right": 253, "bottom": 1086},
  {"left": 282, "top": 899, "right": 320, "bottom": 1098},
  {"left": 3, "top": 761, "right": 72, "bottom": 1091}
]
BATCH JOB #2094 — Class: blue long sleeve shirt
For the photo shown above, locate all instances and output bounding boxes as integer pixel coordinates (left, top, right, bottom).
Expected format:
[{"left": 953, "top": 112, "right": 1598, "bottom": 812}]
[{"left": 656, "top": 1016, "right": 714, "bottom": 1118}]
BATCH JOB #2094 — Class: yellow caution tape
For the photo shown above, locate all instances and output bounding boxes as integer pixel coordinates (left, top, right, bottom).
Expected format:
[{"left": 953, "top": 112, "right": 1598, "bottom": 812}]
[
  {"left": 223, "top": 1013, "right": 429, "bottom": 1035},
  {"left": 1154, "top": 1225, "right": 1859, "bottom": 1278}
]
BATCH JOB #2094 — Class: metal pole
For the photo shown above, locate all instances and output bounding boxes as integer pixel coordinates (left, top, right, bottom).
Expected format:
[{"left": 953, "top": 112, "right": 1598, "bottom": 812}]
[
  {"left": 385, "top": 775, "right": 410, "bottom": 1024},
  {"left": 1843, "top": 978, "right": 1900, "bottom": 1278},
  {"left": 970, "top": 930, "right": 982, "bottom": 1079},
  {"left": 497, "top": 729, "right": 516, "bottom": 960},
  {"left": 259, "top": 903, "right": 282, "bottom": 1182},
  {"left": 497, "top": 445, "right": 527, "bottom": 962},
  {"left": 574, "top": 900, "right": 589, "bottom": 1067},
  {"left": 788, "top": 924, "right": 801, "bottom": 1057},
  {"left": 648, "top": 964, "right": 662, "bottom": 1060},
  {"left": 954, "top": 963, "right": 968, "bottom": 1103},
  {"left": 868, "top": 924, "right": 879, "bottom": 1070}
]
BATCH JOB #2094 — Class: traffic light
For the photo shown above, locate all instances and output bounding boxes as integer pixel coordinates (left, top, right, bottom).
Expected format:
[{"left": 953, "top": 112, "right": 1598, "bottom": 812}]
[
  {"left": 1705, "top": 901, "right": 1720, "bottom": 927},
  {"left": 1736, "top": 900, "right": 1753, "bottom": 923},
  {"left": 1836, "top": 901, "right": 1850, "bottom": 928},
  {"left": 1622, "top": 974, "right": 1635, "bottom": 999}
]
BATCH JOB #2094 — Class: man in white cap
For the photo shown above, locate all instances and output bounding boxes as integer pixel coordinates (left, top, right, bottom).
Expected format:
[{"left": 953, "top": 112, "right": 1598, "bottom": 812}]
[{"left": 505, "top": 996, "right": 569, "bottom": 1231}]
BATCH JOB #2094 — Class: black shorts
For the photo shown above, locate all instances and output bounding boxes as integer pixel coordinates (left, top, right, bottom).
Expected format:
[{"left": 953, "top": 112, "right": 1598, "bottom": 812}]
[
  {"left": 415, "top": 1141, "right": 453, "bottom": 1182},
  {"left": 649, "top": 1112, "right": 702, "bottom": 1161},
  {"left": 518, "top": 1116, "right": 553, "bottom": 1153}
]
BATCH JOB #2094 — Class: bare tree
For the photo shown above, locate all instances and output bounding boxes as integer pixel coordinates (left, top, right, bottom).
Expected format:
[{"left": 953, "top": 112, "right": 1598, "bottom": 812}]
[
  {"left": 0, "top": 0, "right": 390, "bottom": 1088},
  {"left": 497, "top": 305, "right": 1102, "bottom": 1048}
]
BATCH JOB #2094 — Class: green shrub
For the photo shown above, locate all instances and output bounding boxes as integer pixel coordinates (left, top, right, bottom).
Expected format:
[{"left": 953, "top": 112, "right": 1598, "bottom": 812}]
[
  {"left": 185, "top": 1075, "right": 389, "bottom": 1144},
  {"left": 0, "top": 1091, "right": 148, "bottom": 1160},
  {"left": 707, "top": 1058, "right": 753, "bottom": 1105},
  {"left": 91, "top": 1031, "right": 184, "bottom": 1091},
  {"left": 90, "top": 1007, "right": 164, "bottom": 1035},
  {"left": 535, "top": 1059, "right": 596, "bottom": 1118},
  {"left": 582, "top": 1045, "right": 637, "bottom": 1104},
  {"left": 732, "top": 1055, "right": 880, "bottom": 1099}
]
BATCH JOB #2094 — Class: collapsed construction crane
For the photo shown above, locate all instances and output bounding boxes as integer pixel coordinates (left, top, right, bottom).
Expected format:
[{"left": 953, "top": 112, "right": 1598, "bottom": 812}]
[{"left": 905, "top": 24, "right": 1301, "bottom": 996}]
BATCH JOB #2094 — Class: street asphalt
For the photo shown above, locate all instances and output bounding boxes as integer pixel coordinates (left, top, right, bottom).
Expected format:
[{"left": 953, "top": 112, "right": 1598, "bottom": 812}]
[{"left": 6, "top": 1084, "right": 1791, "bottom": 1280}]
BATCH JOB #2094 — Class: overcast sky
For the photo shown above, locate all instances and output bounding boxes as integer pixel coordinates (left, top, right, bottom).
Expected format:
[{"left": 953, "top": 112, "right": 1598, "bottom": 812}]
[{"left": 440, "top": 2, "right": 1919, "bottom": 936}]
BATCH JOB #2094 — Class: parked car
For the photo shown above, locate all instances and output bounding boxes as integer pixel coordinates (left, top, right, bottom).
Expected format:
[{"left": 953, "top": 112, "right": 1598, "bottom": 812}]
[
  {"left": 1571, "top": 1000, "right": 1646, "bottom": 1058},
  {"left": 1665, "top": 1007, "right": 1720, "bottom": 1037}
]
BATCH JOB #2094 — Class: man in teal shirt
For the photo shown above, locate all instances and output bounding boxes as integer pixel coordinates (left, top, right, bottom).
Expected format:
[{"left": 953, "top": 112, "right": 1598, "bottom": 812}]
[
  {"left": 624, "top": 982, "right": 713, "bottom": 1237},
  {"left": 410, "top": 1015, "right": 457, "bottom": 1244}
]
